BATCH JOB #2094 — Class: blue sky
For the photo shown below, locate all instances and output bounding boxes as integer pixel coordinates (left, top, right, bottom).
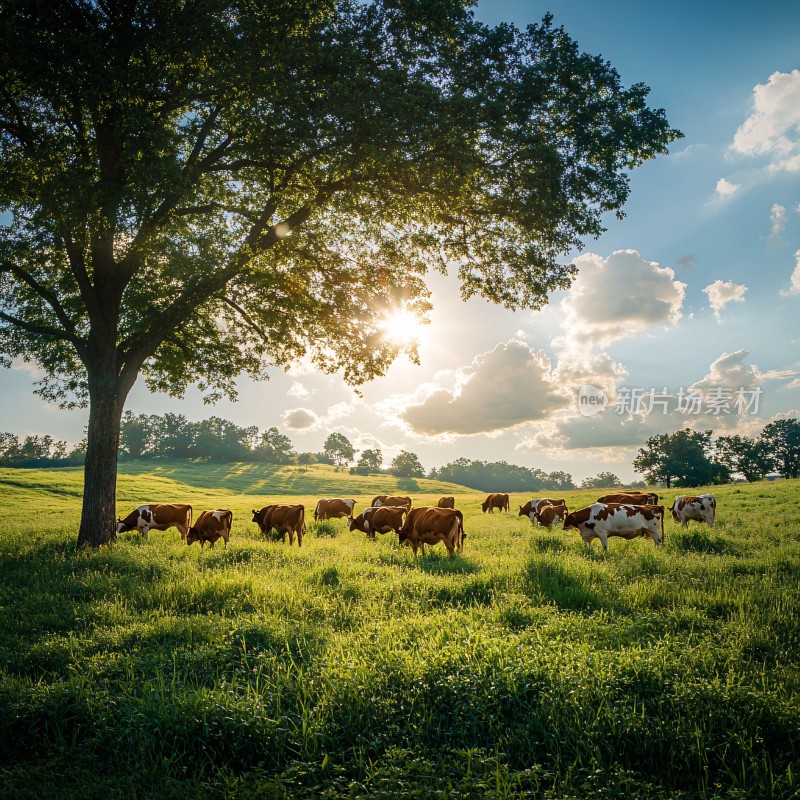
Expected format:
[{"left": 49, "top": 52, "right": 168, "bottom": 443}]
[{"left": 2, "top": 0, "right": 799, "bottom": 482}]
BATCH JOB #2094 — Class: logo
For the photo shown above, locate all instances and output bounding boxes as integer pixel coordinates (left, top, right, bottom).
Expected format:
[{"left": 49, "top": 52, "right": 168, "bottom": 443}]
[{"left": 578, "top": 384, "right": 608, "bottom": 417}]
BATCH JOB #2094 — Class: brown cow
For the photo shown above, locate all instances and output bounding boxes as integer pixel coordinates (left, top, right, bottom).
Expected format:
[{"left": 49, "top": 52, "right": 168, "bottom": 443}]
[
  {"left": 348, "top": 506, "right": 407, "bottom": 539},
  {"left": 314, "top": 498, "right": 356, "bottom": 521},
  {"left": 187, "top": 510, "right": 233, "bottom": 549},
  {"left": 518, "top": 498, "right": 566, "bottom": 518},
  {"left": 482, "top": 493, "right": 509, "bottom": 513},
  {"left": 371, "top": 495, "right": 412, "bottom": 509},
  {"left": 670, "top": 495, "right": 716, "bottom": 527},
  {"left": 597, "top": 491, "right": 659, "bottom": 505},
  {"left": 251, "top": 504, "right": 305, "bottom": 547},
  {"left": 399, "top": 507, "right": 464, "bottom": 557},
  {"left": 437, "top": 496, "right": 455, "bottom": 509},
  {"left": 563, "top": 503, "right": 665, "bottom": 551},
  {"left": 536, "top": 503, "right": 567, "bottom": 529},
  {"left": 116, "top": 503, "right": 193, "bottom": 541}
]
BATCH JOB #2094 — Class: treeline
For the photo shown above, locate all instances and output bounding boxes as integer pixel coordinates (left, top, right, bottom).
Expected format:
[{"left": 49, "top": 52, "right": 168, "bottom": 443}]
[
  {"left": 634, "top": 419, "right": 800, "bottom": 487},
  {"left": 429, "top": 458, "right": 575, "bottom": 492},
  {"left": 0, "top": 432, "right": 83, "bottom": 467}
]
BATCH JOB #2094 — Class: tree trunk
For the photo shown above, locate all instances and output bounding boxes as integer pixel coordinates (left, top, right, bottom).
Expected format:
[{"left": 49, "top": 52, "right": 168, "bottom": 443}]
[{"left": 77, "top": 364, "right": 125, "bottom": 548}]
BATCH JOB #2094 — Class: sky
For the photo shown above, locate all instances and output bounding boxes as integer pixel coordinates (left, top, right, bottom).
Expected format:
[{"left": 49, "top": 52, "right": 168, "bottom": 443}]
[{"left": 2, "top": 0, "right": 800, "bottom": 482}]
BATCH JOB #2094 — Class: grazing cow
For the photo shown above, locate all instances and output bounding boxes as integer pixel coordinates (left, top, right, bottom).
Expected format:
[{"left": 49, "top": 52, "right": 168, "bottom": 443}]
[
  {"left": 563, "top": 503, "right": 665, "bottom": 551},
  {"left": 518, "top": 498, "right": 566, "bottom": 519},
  {"left": 535, "top": 503, "right": 567, "bottom": 529},
  {"left": 251, "top": 504, "right": 306, "bottom": 547},
  {"left": 187, "top": 510, "right": 233, "bottom": 549},
  {"left": 116, "top": 503, "right": 193, "bottom": 541},
  {"left": 348, "top": 506, "right": 407, "bottom": 539},
  {"left": 371, "top": 495, "right": 412, "bottom": 509},
  {"left": 669, "top": 495, "right": 716, "bottom": 527},
  {"left": 482, "top": 493, "right": 509, "bottom": 513},
  {"left": 314, "top": 498, "right": 356, "bottom": 521},
  {"left": 597, "top": 491, "right": 659, "bottom": 505},
  {"left": 399, "top": 506, "right": 464, "bottom": 557},
  {"left": 437, "top": 496, "right": 455, "bottom": 509}
]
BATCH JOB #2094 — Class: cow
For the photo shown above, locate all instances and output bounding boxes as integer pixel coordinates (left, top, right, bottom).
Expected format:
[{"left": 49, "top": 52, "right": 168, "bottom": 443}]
[
  {"left": 399, "top": 506, "right": 464, "bottom": 557},
  {"left": 371, "top": 495, "right": 412, "bottom": 509},
  {"left": 563, "top": 503, "right": 665, "bottom": 551},
  {"left": 437, "top": 496, "right": 455, "bottom": 509},
  {"left": 116, "top": 503, "right": 193, "bottom": 541},
  {"left": 518, "top": 498, "right": 566, "bottom": 519},
  {"left": 482, "top": 493, "right": 509, "bottom": 513},
  {"left": 597, "top": 491, "right": 659, "bottom": 505},
  {"left": 669, "top": 495, "right": 716, "bottom": 527},
  {"left": 187, "top": 509, "right": 233, "bottom": 549},
  {"left": 314, "top": 498, "right": 356, "bottom": 521},
  {"left": 535, "top": 503, "right": 567, "bottom": 529},
  {"left": 348, "top": 505, "right": 407, "bottom": 539},
  {"left": 251, "top": 504, "right": 306, "bottom": 547}
]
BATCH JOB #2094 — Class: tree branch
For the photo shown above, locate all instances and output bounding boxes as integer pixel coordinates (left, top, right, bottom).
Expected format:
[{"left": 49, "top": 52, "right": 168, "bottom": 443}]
[{"left": 0, "top": 309, "right": 77, "bottom": 343}]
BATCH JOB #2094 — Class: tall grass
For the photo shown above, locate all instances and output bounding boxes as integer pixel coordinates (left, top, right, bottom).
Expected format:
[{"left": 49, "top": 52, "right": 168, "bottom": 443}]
[{"left": 0, "top": 465, "right": 798, "bottom": 798}]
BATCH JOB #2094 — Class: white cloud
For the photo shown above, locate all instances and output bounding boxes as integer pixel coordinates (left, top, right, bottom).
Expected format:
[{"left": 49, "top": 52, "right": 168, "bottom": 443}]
[
  {"left": 779, "top": 249, "right": 800, "bottom": 296},
  {"left": 287, "top": 381, "right": 311, "bottom": 399},
  {"left": 715, "top": 178, "right": 740, "bottom": 196},
  {"left": 556, "top": 250, "right": 686, "bottom": 355},
  {"left": 381, "top": 339, "right": 570, "bottom": 436},
  {"left": 769, "top": 203, "right": 787, "bottom": 240},
  {"left": 702, "top": 280, "right": 748, "bottom": 322},
  {"left": 281, "top": 407, "right": 320, "bottom": 430},
  {"left": 731, "top": 70, "right": 800, "bottom": 173}
]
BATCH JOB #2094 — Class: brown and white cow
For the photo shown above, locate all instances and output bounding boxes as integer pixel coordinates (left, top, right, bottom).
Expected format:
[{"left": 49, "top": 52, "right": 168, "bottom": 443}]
[
  {"left": 563, "top": 503, "right": 665, "bottom": 551},
  {"left": 187, "top": 510, "right": 233, "bottom": 549},
  {"left": 437, "top": 496, "right": 455, "bottom": 509},
  {"left": 314, "top": 498, "right": 356, "bottom": 521},
  {"left": 348, "top": 506, "right": 407, "bottom": 539},
  {"left": 535, "top": 503, "right": 567, "bottom": 529},
  {"left": 371, "top": 495, "right": 412, "bottom": 509},
  {"left": 482, "top": 493, "right": 509, "bottom": 513},
  {"left": 399, "top": 506, "right": 464, "bottom": 557},
  {"left": 597, "top": 491, "right": 659, "bottom": 505},
  {"left": 116, "top": 504, "right": 193, "bottom": 541},
  {"left": 518, "top": 498, "right": 567, "bottom": 522},
  {"left": 669, "top": 495, "right": 716, "bottom": 527},
  {"left": 251, "top": 504, "right": 306, "bottom": 547}
]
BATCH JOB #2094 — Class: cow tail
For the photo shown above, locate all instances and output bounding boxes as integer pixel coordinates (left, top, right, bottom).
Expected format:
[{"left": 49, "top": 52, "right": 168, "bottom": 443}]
[
  {"left": 188, "top": 505, "right": 193, "bottom": 529},
  {"left": 226, "top": 510, "right": 233, "bottom": 530},
  {"left": 300, "top": 506, "right": 306, "bottom": 538},
  {"left": 660, "top": 505, "right": 665, "bottom": 543}
]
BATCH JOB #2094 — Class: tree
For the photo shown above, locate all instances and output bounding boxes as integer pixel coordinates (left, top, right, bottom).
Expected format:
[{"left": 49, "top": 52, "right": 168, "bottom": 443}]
[
  {"left": 389, "top": 450, "right": 425, "bottom": 478},
  {"left": 759, "top": 418, "right": 800, "bottom": 478},
  {"left": 356, "top": 448, "right": 383, "bottom": 471},
  {"left": 580, "top": 471, "right": 622, "bottom": 490},
  {"left": 257, "top": 427, "right": 296, "bottom": 465},
  {"left": 715, "top": 434, "right": 771, "bottom": 482},
  {"left": 323, "top": 432, "right": 356, "bottom": 467},
  {"left": 0, "top": 2, "right": 680, "bottom": 546},
  {"left": 633, "top": 429, "right": 727, "bottom": 488},
  {"left": 119, "top": 412, "right": 152, "bottom": 459}
]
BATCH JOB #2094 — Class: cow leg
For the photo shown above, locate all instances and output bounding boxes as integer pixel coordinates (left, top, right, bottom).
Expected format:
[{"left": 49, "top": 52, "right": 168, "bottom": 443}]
[
  {"left": 140, "top": 525, "right": 149, "bottom": 540},
  {"left": 297, "top": 527, "right": 303, "bottom": 548}
]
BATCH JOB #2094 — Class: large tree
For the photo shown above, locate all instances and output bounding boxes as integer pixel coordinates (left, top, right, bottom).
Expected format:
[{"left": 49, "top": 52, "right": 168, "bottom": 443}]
[
  {"left": 759, "top": 418, "right": 800, "bottom": 478},
  {"left": 0, "top": 0, "right": 680, "bottom": 546},
  {"left": 715, "top": 433, "right": 771, "bottom": 482},
  {"left": 633, "top": 429, "right": 728, "bottom": 488}
]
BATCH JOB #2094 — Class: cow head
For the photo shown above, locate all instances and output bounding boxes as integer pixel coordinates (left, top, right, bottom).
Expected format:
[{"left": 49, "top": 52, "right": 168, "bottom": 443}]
[
  {"left": 347, "top": 516, "right": 358, "bottom": 532},
  {"left": 116, "top": 518, "right": 128, "bottom": 534},
  {"left": 562, "top": 512, "right": 577, "bottom": 531},
  {"left": 481, "top": 500, "right": 489, "bottom": 513},
  {"left": 186, "top": 527, "right": 201, "bottom": 546}
]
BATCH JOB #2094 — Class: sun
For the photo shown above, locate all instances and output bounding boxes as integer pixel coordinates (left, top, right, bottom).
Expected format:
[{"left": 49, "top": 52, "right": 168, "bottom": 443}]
[{"left": 380, "top": 309, "right": 426, "bottom": 347}]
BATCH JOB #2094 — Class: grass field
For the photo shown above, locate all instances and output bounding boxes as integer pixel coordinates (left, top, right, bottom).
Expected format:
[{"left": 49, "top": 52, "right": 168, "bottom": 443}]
[{"left": 0, "top": 463, "right": 798, "bottom": 799}]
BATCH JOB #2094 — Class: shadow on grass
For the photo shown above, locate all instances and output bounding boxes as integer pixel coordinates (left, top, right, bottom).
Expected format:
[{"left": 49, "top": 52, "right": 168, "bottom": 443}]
[{"left": 524, "top": 558, "right": 620, "bottom": 612}]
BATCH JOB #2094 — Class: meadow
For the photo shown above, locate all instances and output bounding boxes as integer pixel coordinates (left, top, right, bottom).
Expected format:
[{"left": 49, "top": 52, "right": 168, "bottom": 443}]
[{"left": 0, "top": 463, "right": 798, "bottom": 799}]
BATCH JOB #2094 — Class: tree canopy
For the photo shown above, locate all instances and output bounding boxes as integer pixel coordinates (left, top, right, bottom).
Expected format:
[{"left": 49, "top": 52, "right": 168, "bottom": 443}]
[{"left": 0, "top": 0, "right": 680, "bottom": 545}]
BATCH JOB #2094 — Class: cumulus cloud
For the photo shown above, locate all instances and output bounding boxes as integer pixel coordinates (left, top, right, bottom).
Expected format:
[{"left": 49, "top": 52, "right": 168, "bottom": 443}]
[
  {"left": 281, "top": 407, "right": 319, "bottom": 430},
  {"left": 769, "top": 203, "right": 787, "bottom": 240},
  {"left": 715, "top": 178, "right": 740, "bottom": 196},
  {"left": 731, "top": 70, "right": 800, "bottom": 172},
  {"left": 703, "top": 280, "right": 748, "bottom": 322},
  {"left": 780, "top": 250, "right": 800, "bottom": 296},
  {"left": 556, "top": 250, "right": 686, "bottom": 355},
  {"left": 287, "top": 381, "right": 311, "bottom": 399},
  {"left": 382, "top": 339, "right": 571, "bottom": 436}
]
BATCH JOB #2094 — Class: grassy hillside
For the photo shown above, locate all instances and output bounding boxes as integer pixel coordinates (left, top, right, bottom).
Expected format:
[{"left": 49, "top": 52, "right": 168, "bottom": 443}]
[{"left": 0, "top": 467, "right": 798, "bottom": 799}]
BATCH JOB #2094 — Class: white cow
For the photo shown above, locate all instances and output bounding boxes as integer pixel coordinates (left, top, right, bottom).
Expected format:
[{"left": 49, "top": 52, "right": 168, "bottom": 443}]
[
  {"left": 669, "top": 495, "right": 716, "bottom": 527},
  {"left": 563, "top": 503, "right": 665, "bottom": 551}
]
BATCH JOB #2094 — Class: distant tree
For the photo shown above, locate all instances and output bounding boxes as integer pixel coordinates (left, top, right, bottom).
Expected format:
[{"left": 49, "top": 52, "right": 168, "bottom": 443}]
[
  {"left": 432, "top": 458, "right": 574, "bottom": 492},
  {"left": 0, "top": 431, "right": 70, "bottom": 465},
  {"left": 715, "top": 434, "right": 772, "bottom": 482},
  {"left": 581, "top": 471, "right": 622, "bottom": 490},
  {"left": 323, "top": 433, "right": 356, "bottom": 467},
  {"left": 356, "top": 448, "right": 383, "bottom": 472},
  {"left": 547, "top": 471, "right": 577, "bottom": 491},
  {"left": 634, "top": 429, "right": 728, "bottom": 487},
  {"left": 150, "top": 414, "right": 194, "bottom": 460},
  {"left": 389, "top": 450, "right": 425, "bottom": 478},
  {"left": 297, "top": 452, "right": 319, "bottom": 466},
  {"left": 257, "top": 427, "right": 297, "bottom": 465},
  {"left": 759, "top": 418, "right": 800, "bottom": 478},
  {"left": 119, "top": 412, "right": 153, "bottom": 460}
]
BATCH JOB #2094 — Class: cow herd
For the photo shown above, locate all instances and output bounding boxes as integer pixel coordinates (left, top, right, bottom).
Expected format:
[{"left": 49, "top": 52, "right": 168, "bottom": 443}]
[{"left": 114, "top": 490, "right": 717, "bottom": 555}]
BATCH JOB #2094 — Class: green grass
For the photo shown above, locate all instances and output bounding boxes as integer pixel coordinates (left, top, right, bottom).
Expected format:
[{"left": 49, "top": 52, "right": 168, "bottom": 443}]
[{"left": 0, "top": 463, "right": 798, "bottom": 798}]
